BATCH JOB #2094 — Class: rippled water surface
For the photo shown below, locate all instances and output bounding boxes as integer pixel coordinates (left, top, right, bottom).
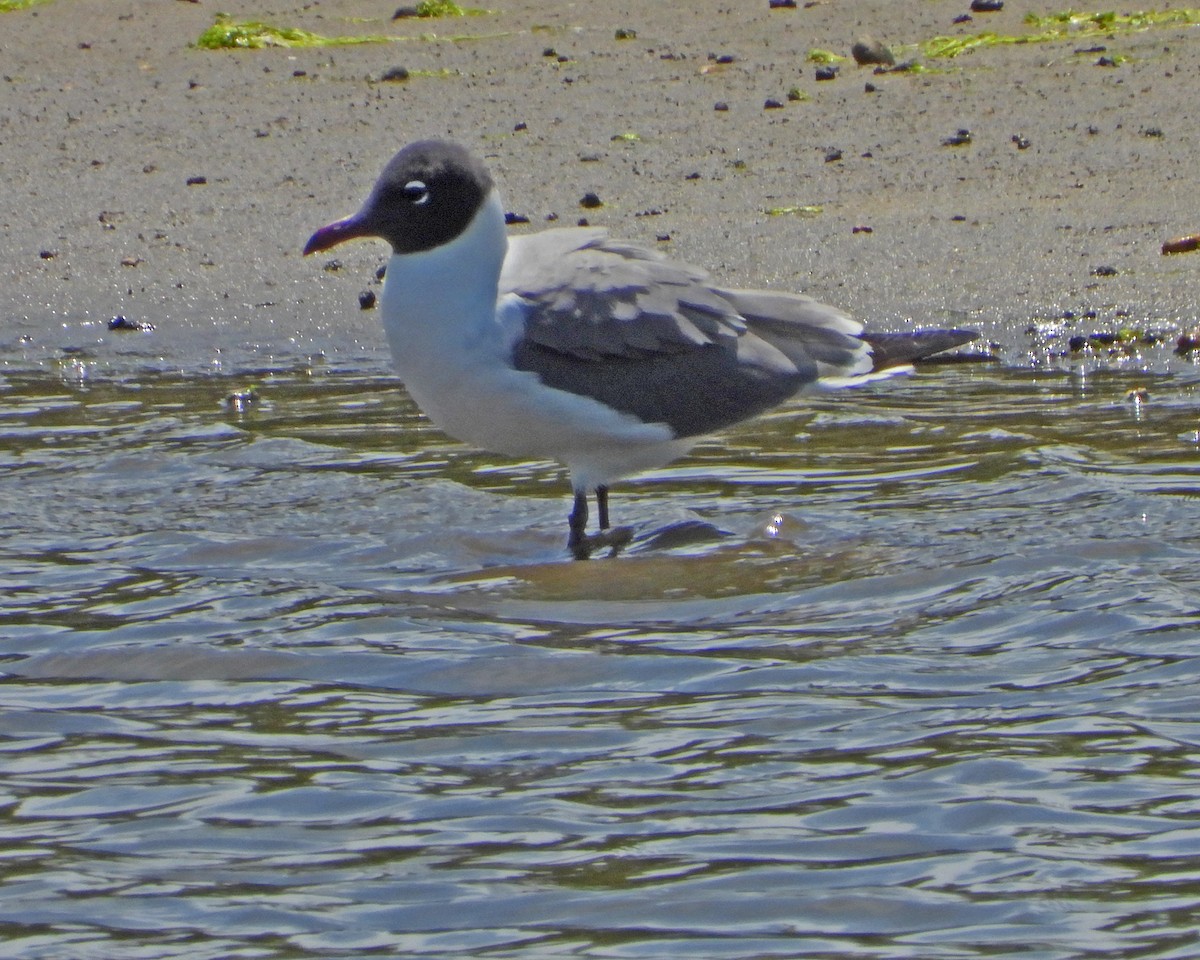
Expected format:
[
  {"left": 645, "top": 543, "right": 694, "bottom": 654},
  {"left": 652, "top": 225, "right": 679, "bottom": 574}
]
[{"left": 4, "top": 352, "right": 1200, "bottom": 959}]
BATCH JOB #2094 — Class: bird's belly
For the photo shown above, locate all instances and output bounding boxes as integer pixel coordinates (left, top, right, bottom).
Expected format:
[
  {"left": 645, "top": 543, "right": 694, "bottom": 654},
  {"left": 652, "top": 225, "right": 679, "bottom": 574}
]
[{"left": 395, "top": 352, "right": 685, "bottom": 470}]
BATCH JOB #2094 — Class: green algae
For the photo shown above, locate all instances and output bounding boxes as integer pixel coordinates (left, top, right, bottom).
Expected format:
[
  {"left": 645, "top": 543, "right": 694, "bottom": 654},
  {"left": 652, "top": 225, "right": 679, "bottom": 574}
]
[
  {"left": 765, "top": 204, "right": 824, "bottom": 218},
  {"left": 0, "top": 0, "right": 53, "bottom": 10},
  {"left": 807, "top": 48, "right": 848, "bottom": 64},
  {"left": 923, "top": 8, "right": 1200, "bottom": 59},
  {"left": 411, "top": 0, "right": 489, "bottom": 15},
  {"left": 196, "top": 14, "right": 395, "bottom": 49}
]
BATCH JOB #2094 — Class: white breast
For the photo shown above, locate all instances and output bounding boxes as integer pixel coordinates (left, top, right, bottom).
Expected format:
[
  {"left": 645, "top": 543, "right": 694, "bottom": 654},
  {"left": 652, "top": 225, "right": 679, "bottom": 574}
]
[{"left": 377, "top": 194, "right": 687, "bottom": 489}]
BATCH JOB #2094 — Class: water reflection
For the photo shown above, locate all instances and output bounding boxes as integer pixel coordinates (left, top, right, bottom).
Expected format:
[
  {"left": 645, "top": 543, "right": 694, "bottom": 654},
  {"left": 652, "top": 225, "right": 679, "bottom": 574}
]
[{"left": 3, "top": 359, "right": 1200, "bottom": 958}]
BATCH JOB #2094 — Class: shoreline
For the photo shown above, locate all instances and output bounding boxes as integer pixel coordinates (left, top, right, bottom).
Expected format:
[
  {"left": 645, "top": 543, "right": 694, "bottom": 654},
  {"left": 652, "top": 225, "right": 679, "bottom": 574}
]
[{"left": 2, "top": 0, "right": 1197, "bottom": 379}]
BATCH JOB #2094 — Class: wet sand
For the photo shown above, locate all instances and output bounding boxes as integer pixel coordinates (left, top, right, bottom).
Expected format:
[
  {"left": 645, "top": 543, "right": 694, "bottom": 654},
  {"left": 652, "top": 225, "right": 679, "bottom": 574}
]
[{"left": 2, "top": 0, "right": 1197, "bottom": 377}]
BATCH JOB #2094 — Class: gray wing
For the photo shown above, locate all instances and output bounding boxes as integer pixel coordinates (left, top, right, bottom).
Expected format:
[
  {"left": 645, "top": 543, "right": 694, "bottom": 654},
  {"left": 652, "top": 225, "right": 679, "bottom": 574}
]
[{"left": 499, "top": 229, "right": 870, "bottom": 438}]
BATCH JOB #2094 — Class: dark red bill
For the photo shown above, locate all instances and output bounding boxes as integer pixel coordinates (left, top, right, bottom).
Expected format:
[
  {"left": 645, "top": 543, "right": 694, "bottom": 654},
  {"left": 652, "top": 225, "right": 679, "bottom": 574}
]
[{"left": 302, "top": 214, "right": 373, "bottom": 256}]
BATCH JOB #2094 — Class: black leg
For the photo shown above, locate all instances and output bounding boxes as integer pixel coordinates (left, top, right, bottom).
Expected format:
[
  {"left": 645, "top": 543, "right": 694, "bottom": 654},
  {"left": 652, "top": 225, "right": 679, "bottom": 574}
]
[
  {"left": 568, "top": 490, "right": 588, "bottom": 554},
  {"left": 566, "top": 485, "right": 630, "bottom": 559}
]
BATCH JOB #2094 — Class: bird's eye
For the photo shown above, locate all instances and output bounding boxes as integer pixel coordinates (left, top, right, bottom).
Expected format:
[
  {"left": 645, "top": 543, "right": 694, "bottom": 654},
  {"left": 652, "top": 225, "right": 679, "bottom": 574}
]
[{"left": 403, "top": 180, "right": 430, "bottom": 206}]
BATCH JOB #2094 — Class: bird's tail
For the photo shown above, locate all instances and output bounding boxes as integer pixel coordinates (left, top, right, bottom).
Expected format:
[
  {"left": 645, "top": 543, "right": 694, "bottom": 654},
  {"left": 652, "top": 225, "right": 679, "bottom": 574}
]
[{"left": 862, "top": 329, "right": 978, "bottom": 371}]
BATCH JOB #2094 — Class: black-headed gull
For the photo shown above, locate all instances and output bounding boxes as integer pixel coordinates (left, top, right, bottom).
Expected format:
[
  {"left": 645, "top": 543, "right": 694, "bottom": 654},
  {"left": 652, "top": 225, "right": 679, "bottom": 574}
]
[{"left": 305, "top": 140, "right": 976, "bottom": 557}]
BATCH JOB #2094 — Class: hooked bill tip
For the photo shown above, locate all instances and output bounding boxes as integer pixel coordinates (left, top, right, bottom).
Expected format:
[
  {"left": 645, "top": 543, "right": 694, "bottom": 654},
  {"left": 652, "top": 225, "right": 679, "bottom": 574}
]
[{"left": 302, "top": 215, "right": 370, "bottom": 256}]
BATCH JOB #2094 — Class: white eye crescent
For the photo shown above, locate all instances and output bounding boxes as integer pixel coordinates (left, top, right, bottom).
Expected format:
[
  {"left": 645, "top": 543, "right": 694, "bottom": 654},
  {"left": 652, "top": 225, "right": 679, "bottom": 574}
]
[{"left": 404, "top": 180, "right": 430, "bottom": 205}]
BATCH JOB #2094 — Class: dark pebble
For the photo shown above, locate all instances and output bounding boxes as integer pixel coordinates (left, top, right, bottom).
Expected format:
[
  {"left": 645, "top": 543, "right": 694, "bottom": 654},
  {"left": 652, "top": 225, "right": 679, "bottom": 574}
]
[
  {"left": 764, "top": 98, "right": 784, "bottom": 109},
  {"left": 614, "top": 28, "right": 636, "bottom": 40},
  {"left": 392, "top": 5, "right": 419, "bottom": 17},
  {"left": 186, "top": 175, "right": 207, "bottom": 185},
  {"left": 379, "top": 67, "right": 409, "bottom": 82},
  {"left": 1012, "top": 133, "right": 1031, "bottom": 149},
  {"left": 953, "top": 14, "right": 973, "bottom": 24},
  {"left": 505, "top": 212, "right": 531, "bottom": 224},
  {"left": 1176, "top": 331, "right": 1200, "bottom": 352},
  {"left": 942, "top": 128, "right": 972, "bottom": 146},
  {"left": 815, "top": 65, "right": 838, "bottom": 81},
  {"left": 1091, "top": 265, "right": 1118, "bottom": 276},
  {"left": 1096, "top": 56, "right": 1118, "bottom": 67},
  {"left": 714, "top": 101, "right": 730, "bottom": 112},
  {"left": 323, "top": 259, "right": 343, "bottom": 272},
  {"left": 768, "top": 0, "right": 797, "bottom": 7},
  {"left": 375, "top": 264, "right": 387, "bottom": 281},
  {"left": 579, "top": 192, "right": 603, "bottom": 209},
  {"left": 108, "top": 315, "right": 154, "bottom": 332},
  {"left": 292, "top": 70, "right": 307, "bottom": 78},
  {"left": 864, "top": 82, "right": 877, "bottom": 93},
  {"left": 970, "top": 0, "right": 1003, "bottom": 10},
  {"left": 514, "top": 121, "right": 527, "bottom": 131},
  {"left": 223, "top": 389, "right": 258, "bottom": 411},
  {"left": 358, "top": 290, "right": 376, "bottom": 310},
  {"left": 824, "top": 149, "right": 843, "bottom": 162},
  {"left": 39, "top": 249, "right": 56, "bottom": 259}
]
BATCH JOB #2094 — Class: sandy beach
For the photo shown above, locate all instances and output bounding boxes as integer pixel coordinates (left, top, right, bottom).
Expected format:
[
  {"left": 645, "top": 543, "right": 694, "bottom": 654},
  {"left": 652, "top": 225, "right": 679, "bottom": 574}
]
[{"left": 1, "top": 0, "right": 1197, "bottom": 377}]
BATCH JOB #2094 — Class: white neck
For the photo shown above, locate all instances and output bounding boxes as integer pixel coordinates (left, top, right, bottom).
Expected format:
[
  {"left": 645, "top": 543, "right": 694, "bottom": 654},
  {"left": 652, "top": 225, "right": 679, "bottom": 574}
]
[{"left": 379, "top": 190, "right": 508, "bottom": 347}]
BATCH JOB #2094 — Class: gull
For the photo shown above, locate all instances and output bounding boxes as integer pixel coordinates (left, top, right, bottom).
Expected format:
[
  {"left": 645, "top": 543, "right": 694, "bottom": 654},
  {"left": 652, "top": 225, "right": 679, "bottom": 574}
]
[{"left": 305, "top": 140, "right": 976, "bottom": 557}]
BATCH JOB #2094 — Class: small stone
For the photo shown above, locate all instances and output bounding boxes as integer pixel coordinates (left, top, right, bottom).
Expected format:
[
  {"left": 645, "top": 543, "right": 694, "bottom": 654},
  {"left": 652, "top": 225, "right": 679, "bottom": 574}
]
[
  {"left": 222, "top": 388, "right": 258, "bottom": 412},
  {"left": 768, "top": 0, "right": 797, "bottom": 7},
  {"left": 375, "top": 264, "right": 387, "bottom": 281},
  {"left": 108, "top": 315, "right": 154, "bottom": 332},
  {"left": 942, "top": 128, "right": 972, "bottom": 146},
  {"left": 39, "top": 249, "right": 56, "bottom": 259},
  {"left": 579, "top": 192, "right": 603, "bottom": 209},
  {"left": 714, "top": 101, "right": 730, "bottom": 112},
  {"left": 504, "top": 212, "right": 531, "bottom": 225},
  {"left": 1091, "top": 265, "right": 1118, "bottom": 276},
  {"left": 614, "top": 28, "right": 636, "bottom": 40},
  {"left": 850, "top": 38, "right": 894, "bottom": 66},
  {"left": 513, "top": 121, "right": 528, "bottom": 131},
  {"left": 1162, "top": 235, "right": 1200, "bottom": 255},
  {"left": 379, "top": 66, "right": 409, "bottom": 82},
  {"left": 970, "top": 0, "right": 1003, "bottom": 10},
  {"left": 852, "top": 225, "right": 873, "bottom": 234},
  {"left": 815, "top": 65, "right": 838, "bottom": 81},
  {"left": 1176, "top": 330, "right": 1200, "bottom": 352},
  {"left": 186, "top": 175, "right": 207, "bottom": 186},
  {"left": 764, "top": 97, "right": 784, "bottom": 109},
  {"left": 358, "top": 290, "right": 376, "bottom": 310},
  {"left": 1012, "top": 133, "right": 1031, "bottom": 149},
  {"left": 824, "top": 149, "right": 843, "bottom": 162}
]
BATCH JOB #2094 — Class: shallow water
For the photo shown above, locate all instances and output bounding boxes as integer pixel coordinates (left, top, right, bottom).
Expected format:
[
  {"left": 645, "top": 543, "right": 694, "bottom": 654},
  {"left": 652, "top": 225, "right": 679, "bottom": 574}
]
[{"left": 4, "top": 349, "right": 1200, "bottom": 959}]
